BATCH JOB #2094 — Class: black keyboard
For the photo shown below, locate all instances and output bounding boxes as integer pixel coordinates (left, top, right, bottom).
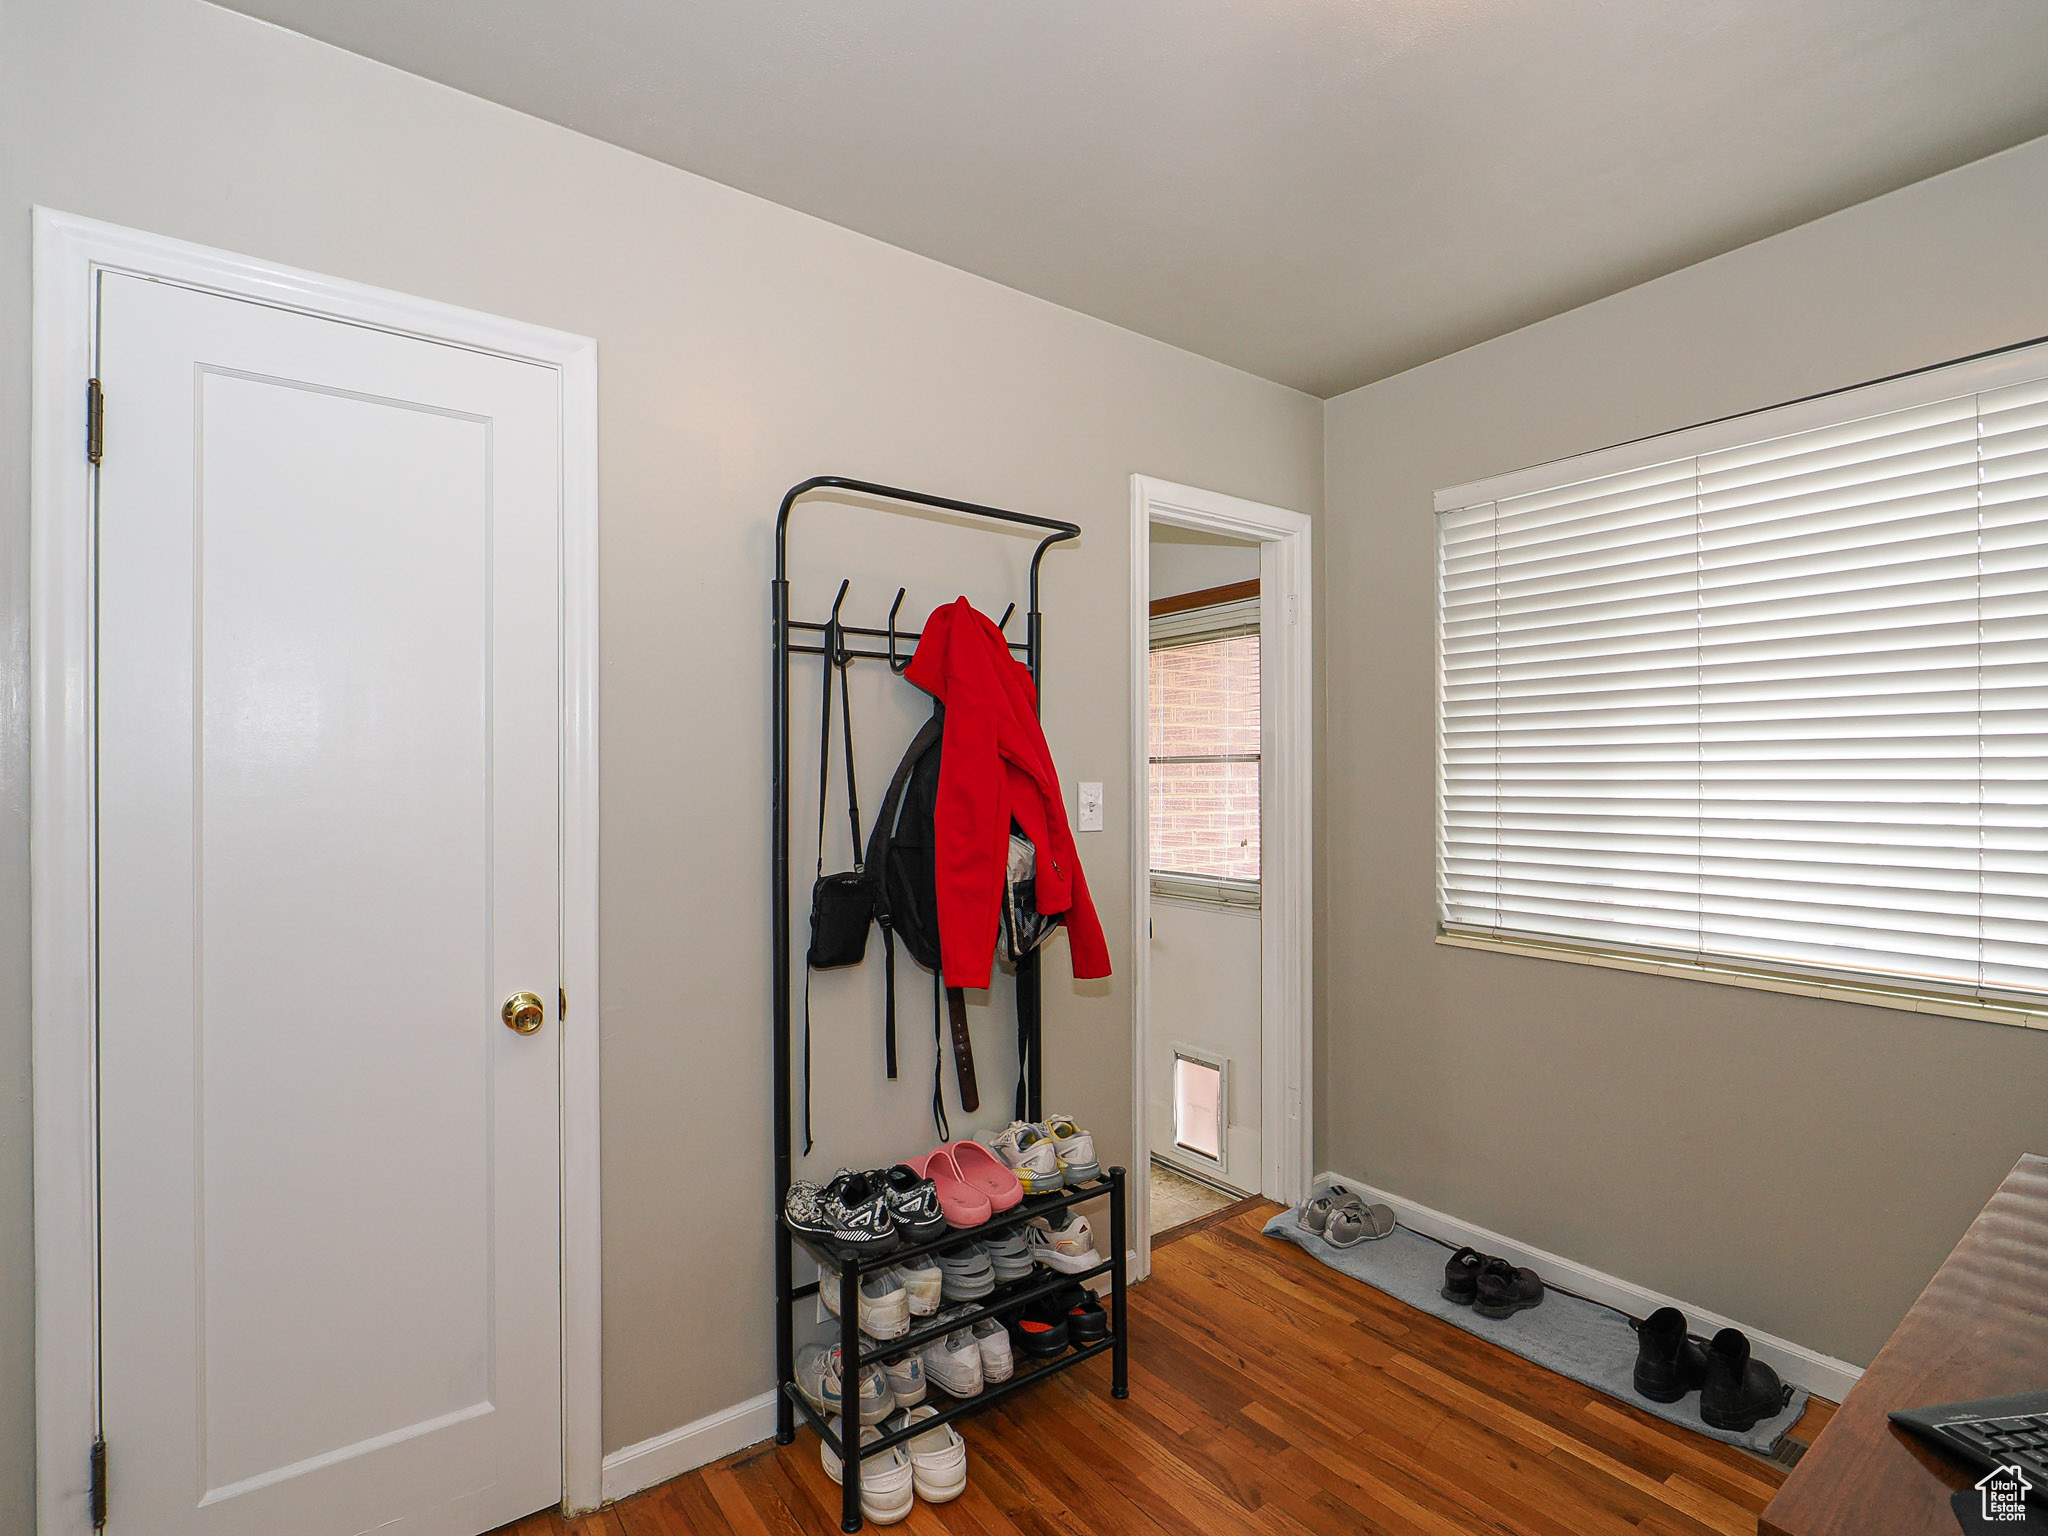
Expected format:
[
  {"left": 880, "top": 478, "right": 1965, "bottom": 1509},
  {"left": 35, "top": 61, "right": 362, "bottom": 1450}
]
[{"left": 1891, "top": 1388, "right": 2048, "bottom": 1501}]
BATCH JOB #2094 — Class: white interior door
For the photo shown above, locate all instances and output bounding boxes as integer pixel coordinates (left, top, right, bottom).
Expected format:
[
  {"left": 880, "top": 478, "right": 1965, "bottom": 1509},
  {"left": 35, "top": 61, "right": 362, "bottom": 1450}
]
[
  {"left": 94, "top": 272, "right": 564, "bottom": 1536},
  {"left": 1148, "top": 899, "right": 1261, "bottom": 1192}
]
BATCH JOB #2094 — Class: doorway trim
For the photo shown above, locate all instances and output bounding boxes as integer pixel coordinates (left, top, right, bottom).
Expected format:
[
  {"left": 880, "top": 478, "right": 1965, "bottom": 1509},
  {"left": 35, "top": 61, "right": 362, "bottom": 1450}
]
[
  {"left": 1127, "top": 475, "right": 1313, "bottom": 1280},
  {"left": 29, "top": 208, "right": 604, "bottom": 1531}
]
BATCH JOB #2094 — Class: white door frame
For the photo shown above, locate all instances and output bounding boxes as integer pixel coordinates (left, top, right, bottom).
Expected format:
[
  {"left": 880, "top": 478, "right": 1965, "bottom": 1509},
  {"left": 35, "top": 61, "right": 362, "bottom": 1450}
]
[
  {"left": 1127, "top": 474, "right": 1313, "bottom": 1279},
  {"left": 29, "top": 208, "right": 604, "bottom": 1532}
]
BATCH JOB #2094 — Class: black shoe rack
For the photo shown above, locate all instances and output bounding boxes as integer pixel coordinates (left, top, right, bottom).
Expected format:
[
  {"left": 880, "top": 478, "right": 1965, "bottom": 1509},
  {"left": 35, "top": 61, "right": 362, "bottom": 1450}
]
[
  {"left": 769, "top": 478, "right": 1132, "bottom": 1532},
  {"left": 783, "top": 1174, "right": 1129, "bottom": 1531}
]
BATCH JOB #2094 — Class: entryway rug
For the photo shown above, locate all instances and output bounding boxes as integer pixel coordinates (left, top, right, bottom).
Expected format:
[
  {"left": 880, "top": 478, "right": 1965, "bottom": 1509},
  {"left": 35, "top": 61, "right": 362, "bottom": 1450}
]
[{"left": 1263, "top": 1208, "right": 1808, "bottom": 1454}]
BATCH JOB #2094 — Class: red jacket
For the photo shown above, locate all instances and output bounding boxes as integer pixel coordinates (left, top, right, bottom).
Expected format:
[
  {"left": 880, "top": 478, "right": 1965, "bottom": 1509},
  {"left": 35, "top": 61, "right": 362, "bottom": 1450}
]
[{"left": 905, "top": 599, "right": 1111, "bottom": 989}]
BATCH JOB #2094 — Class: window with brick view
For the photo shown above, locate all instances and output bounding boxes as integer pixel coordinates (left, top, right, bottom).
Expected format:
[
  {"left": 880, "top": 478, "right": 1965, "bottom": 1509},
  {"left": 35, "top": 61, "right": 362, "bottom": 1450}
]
[{"left": 1148, "top": 630, "right": 1260, "bottom": 881}]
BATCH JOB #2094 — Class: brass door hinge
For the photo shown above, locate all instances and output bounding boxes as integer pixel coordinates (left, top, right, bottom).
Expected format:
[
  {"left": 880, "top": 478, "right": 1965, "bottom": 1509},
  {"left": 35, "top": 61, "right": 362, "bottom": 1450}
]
[{"left": 86, "top": 379, "right": 105, "bottom": 465}]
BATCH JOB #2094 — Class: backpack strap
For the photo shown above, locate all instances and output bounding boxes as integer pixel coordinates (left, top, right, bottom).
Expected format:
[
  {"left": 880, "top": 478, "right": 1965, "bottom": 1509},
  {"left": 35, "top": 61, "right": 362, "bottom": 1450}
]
[
  {"left": 867, "top": 707, "right": 944, "bottom": 1084},
  {"left": 929, "top": 967, "right": 950, "bottom": 1142},
  {"left": 863, "top": 706, "right": 943, "bottom": 871},
  {"left": 880, "top": 923, "right": 897, "bottom": 1080},
  {"left": 1014, "top": 949, "right": 1039, "bottom": 1123}
]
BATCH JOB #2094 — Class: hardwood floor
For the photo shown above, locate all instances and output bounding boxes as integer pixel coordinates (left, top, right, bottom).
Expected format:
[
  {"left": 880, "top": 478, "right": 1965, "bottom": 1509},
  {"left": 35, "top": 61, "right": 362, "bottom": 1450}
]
[{"left": 495, "top": 1202, "right": 1836, "bottom": 1536}]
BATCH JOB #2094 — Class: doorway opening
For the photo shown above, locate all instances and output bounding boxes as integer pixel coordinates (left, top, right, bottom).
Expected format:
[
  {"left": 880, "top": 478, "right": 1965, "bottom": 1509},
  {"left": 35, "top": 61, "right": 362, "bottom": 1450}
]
[
  {"left": 1146, "top": 526, "right": 1262, "bottom": 1233},
  {"left": 1127, "top": 476, "right": 1312, "bottom": 1272}
]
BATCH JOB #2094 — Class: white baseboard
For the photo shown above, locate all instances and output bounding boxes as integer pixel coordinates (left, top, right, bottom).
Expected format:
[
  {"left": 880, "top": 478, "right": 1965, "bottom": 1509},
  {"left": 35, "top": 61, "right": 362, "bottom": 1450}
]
[
  {"left": 1318, "top": 1169, "right": 1865, "bottom": 1406},
  {"left": 599, "top": 1390, "right": 779, "bottom": 1504}
]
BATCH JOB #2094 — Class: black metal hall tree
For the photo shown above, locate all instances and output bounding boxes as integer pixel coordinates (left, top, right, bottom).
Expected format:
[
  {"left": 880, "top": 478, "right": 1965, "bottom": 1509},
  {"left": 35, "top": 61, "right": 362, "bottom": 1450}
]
[{"left": 770, "top": 477, "right": 1130, "bottom": 1533}]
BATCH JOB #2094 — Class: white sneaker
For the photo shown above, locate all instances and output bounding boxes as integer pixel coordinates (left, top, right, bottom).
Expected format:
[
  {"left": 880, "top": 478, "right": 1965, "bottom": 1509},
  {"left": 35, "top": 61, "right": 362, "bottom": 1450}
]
[
  {"left": 884, "top": 1406, "right": 969, "bottom": 1504},
  {"left": 796, "top": 1344, "right": 896, "bottom": 1425},
  {"left": 920, "top": 1327, "right": 985, "bottom": 1399},
  {"left": 882, "top": 1351, "right": 926, "bottom": 1408},
  {"left": 853, "top": 1356, "right": 896, "bottom": 1424},
  {"left": 1024, "top": 1211, "right": 1102, "bottom": 1274},
  {"left": 1042, "top": 1115, "right": 1101, "bottom": 1184},
  {"left": 987, "top": 1120, "right": 1065, "bottom": 1194},
  {"left": 821, "top": 1418, "right": 916, "bottom": 1525},
  {"left": 970, "top": 1317, "right": 1013, "bottom": 1384},
  {"left": 890, "top": 1256, "right": 943, "bottom": 1316},
  {"left": 859, "top": 1270, "right": 911, "bottom": 1338},
  {"left": 820, "top": 1262, "right": 912, "bottom": 1339}
]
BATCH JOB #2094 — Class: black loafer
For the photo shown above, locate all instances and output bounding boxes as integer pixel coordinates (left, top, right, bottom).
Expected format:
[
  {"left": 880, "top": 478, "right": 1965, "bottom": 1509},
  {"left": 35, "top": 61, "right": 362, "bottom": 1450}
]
[
  {"left": 1442, "top": 1246, "right": 1485, "bottom": 1305},
  {"left": 1473, "top": 1256, "right": 1545, "bottom": 1319},
  {"left": 1701, "top": 1328, "right": 1790, "bottom": 1432},
  {"left": 1006, "top": 1296, "right": 1071, "bottom": 1358},
  {"left": 1062, "top": 1287, "right": 1108, "bottom": 1346},
  {"left": 1632, "top": 1307, "right": 1709, "bottom": 1403}
]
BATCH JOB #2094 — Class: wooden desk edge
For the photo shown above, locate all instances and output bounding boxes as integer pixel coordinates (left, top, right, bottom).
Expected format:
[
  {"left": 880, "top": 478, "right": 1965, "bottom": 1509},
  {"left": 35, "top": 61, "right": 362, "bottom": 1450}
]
[{"left": 1760, "top": 1153, "right": 2048, "bottom": 1536}]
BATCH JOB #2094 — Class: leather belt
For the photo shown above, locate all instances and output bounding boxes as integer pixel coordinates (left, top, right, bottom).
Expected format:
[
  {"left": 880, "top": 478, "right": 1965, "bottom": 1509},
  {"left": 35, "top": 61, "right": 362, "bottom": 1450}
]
[{"left": 944, "top": 986, "right": 979, "bottom": 1112}]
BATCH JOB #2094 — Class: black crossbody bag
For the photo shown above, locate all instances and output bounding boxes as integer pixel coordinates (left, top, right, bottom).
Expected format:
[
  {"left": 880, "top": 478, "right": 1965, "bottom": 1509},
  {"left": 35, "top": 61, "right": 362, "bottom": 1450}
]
[
  {"left": 807, "top": 617, "right": 874, "bottom": 967},
  {"left": 801, "top": 618, "right": 877, "bottom": 1150}
]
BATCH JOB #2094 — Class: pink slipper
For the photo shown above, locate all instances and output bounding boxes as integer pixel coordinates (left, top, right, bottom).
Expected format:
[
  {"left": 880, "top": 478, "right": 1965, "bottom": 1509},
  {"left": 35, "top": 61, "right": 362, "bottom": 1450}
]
[
  {"left": 946, "top": 1140, "right": 1024, "bottom": 1213},
  {"left": 905, "top": 1147, "right": 991, "bottom": 1229}
]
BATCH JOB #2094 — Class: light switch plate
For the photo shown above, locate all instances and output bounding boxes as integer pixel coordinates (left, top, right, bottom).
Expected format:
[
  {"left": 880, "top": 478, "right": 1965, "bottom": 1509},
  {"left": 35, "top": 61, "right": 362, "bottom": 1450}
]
[{"left": 1077, "top": 781, "right": 1104, "bottom": 832}]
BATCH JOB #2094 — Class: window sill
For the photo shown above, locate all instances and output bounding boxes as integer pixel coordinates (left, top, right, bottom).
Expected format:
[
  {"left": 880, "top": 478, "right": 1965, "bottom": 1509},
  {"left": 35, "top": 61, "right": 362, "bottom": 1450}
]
[
  {"left": 1151, "top": 874, "right": 1260, "bottom": 910},
  {"left": 1435, "top": 930, "right": 2048, "bottom": 1034}
]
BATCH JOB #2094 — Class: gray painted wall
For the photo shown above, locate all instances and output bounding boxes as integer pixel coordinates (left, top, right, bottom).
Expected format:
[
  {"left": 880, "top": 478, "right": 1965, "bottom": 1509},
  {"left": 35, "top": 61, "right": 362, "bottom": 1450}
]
[
  {"left": 11, "top": 3, "right": 2048, "bottom": 1526},
  {"left": 1321, "top": 132, "right": 2048, "bottom": 1370},
  {"left": 0, "top": 1, "right": 1322, "bottom": 1527}
]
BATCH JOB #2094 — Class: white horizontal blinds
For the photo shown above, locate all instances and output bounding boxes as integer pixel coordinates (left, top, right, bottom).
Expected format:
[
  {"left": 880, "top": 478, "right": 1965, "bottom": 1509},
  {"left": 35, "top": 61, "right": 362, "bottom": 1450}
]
[
  {"left": 1979, "top": 377, "right": 2048, "bottom": 996},
  {"left": 1437, "top": 500, "right": 1499, "bottom": 930},
  {"left": 1436, "top": 367, "right": 2048, "bottom": 1008},
  {"left": 1479, "top": 460, "right": 1704, "bottom": 950},
  {"left": 1696, "top": 398, "right": 1982, "bottom": 990}
]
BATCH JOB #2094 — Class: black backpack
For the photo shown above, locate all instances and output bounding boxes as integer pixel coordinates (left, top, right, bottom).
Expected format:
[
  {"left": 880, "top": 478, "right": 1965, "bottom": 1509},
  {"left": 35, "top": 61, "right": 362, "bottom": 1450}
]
[
  {"left": 867, "top": 703, "right": 1062, "bottom": 1138},
  {"left": 866, "top": 706, "right": 975, "bottom": 1138}
]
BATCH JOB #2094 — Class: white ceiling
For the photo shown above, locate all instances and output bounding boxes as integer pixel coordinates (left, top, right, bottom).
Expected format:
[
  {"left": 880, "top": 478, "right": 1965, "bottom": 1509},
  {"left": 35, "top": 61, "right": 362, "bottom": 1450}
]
[{"left": 212, "top": 0, "right": 2048, "bottom": 397}]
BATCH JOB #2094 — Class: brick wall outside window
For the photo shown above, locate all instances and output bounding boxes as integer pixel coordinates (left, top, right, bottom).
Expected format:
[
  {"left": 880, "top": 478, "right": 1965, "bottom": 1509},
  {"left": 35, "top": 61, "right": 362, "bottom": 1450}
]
[{"left": 1148, "top": 632, "right": 1260, "bottom": 880}]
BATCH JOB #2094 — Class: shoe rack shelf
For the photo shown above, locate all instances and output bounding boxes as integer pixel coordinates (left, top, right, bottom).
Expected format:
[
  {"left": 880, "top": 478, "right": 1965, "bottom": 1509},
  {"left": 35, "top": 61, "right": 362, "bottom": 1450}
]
[
  {"left": 780, "top": 1168, "right": 1129, "bottom": 1512},
  {"left": 790, "top": 1175, "right": 1128, "bottom": 1368},
  {"left": 769, "top": 479, "right": 1130, "bottom": 1533},
  {"left": 788, "top": 1338, "right": 1121, "bottom": 1462}
]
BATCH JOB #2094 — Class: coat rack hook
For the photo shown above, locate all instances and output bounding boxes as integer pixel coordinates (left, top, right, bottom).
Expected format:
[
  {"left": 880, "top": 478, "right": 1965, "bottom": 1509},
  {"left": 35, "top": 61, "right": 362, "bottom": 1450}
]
[
  {"left": 997, "top": 602, "right": 1016, "bottom": 631},
  {"left": 887, "top": 587, "right": 913, "bottom": 673},
  {"left": 827, "top": 579, "right": 852, "bottom": 665}
]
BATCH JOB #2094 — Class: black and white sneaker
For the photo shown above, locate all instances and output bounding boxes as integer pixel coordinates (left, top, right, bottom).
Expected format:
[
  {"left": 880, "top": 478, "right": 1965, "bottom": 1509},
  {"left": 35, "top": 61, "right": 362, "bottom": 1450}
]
[
  {"left": 785, "top": 1174, "right": 898, "bottom": 1258},
  {"left": 881, "top": 1164, "right": 948, "bottom": 1243},
  {"left": 828, "top": 1168, "right": 902, "bottom": 1252}
]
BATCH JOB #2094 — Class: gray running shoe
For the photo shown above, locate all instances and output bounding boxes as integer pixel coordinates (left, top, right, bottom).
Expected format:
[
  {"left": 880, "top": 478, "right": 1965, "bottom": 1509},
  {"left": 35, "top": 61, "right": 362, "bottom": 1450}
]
[
  {"left": 982, "top": 1229, "right": 1034, "bottom": 1284},
  {"left": 936, "top": 1241, "right": 995, "bottom": 1301}
]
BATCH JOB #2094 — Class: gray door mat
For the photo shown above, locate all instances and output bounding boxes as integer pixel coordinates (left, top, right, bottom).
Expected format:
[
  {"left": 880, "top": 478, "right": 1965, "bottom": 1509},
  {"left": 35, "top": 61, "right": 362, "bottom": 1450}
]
[{"left": 1263, "top": 1208, "right": 1807, "bottom": 1455}]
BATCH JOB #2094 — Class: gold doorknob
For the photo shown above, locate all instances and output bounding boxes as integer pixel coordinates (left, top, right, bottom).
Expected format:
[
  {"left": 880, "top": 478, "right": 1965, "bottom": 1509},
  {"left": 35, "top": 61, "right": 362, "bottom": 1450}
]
[{"left": 502, "top": 991, "right": 546, "bottom": 1035}]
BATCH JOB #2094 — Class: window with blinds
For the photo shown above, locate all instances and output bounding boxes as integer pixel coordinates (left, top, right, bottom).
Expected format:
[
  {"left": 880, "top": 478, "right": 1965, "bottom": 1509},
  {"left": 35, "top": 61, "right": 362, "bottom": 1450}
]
[{"left": 1437, "top": 363, "right": 2048, "bottom": 1012}]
